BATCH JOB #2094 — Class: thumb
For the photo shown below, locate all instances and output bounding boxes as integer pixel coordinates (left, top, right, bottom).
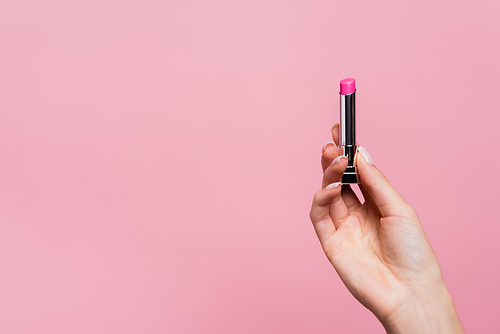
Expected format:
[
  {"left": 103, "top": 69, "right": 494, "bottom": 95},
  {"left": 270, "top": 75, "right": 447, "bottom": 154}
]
[{"left": 357, "top": 146, "right": 413, "bottom": 218}]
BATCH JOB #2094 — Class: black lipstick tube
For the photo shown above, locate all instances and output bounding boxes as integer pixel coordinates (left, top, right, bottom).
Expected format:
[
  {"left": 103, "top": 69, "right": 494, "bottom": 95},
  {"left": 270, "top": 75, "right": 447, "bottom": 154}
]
[{"left": 339, "top": 79, "right": 360, "bottom": 184}]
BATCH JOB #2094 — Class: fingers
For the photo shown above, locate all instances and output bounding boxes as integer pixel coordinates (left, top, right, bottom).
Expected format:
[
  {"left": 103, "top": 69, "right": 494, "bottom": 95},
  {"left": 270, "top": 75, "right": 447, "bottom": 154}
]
[
  {"left": 320, "top": 156, "right": 350, "bottom": 228},
  {"left": 312, "top": 124, "right": 359, "bottom": 239},
  {"left": 310, "top": 183, "right": 342, "bottom": 243},
  {"left": 341, "top": 185, "right": 362, "bottom": 211},
  {"left": 357, "top": 146, "right": 413, "bottom": 218},
  {"left": 322, "top": 155, "right": 348, "bottom": 188},
  {"left": 331, "top": 123, "right": 340, "bottom": 146},
  {"left": 321, "top": 142, "right": 338, "bottom": 172},
  {"left": 321, "top": 124, "right": 340, "bottom": 172}
]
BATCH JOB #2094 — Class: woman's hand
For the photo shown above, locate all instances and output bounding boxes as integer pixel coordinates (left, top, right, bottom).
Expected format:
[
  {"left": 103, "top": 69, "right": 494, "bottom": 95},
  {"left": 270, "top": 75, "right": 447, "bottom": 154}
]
[{"left": 310, "top": 124, "right": 463, "bottom": 334}]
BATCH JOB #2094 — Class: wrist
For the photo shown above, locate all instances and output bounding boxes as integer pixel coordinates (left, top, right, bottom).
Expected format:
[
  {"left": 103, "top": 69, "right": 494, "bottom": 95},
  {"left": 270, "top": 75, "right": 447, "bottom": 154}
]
[{"left": 381, "top": 281, "right": 463, "bottom": 334}]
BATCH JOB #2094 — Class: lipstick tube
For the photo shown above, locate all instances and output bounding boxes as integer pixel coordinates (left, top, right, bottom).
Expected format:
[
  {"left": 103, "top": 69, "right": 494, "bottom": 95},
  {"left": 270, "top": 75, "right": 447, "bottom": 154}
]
[{"left": 339, "top": 78, "right": 359, "bottom": 184}]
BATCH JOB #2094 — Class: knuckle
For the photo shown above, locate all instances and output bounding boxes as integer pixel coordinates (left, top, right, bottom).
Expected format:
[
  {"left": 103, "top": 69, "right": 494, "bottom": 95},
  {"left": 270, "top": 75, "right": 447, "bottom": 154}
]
[{"left": 312, "top": 190, "right": 322, "bottom": 203}]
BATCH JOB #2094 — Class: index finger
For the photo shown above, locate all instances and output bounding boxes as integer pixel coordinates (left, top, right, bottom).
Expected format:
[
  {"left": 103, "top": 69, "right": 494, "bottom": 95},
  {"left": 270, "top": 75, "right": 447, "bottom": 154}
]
[
  {"left": 331, "top": 123, "right": 339, "bottom": 146},
  {"left": 321, "top": 124, "right": 341, "bottom": 172}
]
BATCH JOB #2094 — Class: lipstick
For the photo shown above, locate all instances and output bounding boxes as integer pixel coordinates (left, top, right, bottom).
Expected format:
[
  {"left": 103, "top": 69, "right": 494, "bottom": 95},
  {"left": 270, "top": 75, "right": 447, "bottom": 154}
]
[{"left": 339, "top": 78, "right": 359, "bottom": 184}]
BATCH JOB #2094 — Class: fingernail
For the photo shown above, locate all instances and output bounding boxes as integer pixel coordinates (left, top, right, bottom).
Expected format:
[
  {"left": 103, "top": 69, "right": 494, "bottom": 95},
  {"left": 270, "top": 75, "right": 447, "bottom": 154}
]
[
  {"left": 326, "top": 182, "right": 342, "bottom": 189},
  {"left": 330, "top": 155, "right": 346, "bottom": 167},
  {"left": 322, "top": 142, "right": 335, "bottom": 154},
  {"left": 358, "top": 146, "right": 373, "bottom": 165}
]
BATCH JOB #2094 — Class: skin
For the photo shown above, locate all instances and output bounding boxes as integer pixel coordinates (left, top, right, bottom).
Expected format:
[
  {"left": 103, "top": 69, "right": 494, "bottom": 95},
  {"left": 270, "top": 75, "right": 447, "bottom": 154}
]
[{"left": 310, "top": 124, "right": 464, "bottom": 334}]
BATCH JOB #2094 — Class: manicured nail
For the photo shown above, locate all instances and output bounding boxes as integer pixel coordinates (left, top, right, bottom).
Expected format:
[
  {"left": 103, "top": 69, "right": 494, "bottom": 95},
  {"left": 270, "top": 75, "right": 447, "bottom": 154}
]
[
  {"left": 322, "top": 142, "right": 335, "bottom": 154},
  {"left": 358, "top": 146, "right": 373, "bottom": 165},
  {"left": 326, "top": 182, "right": 342, "bottom": 189},
  {"left": 330, "top": 155, "right": 347, "bottom": 167}
]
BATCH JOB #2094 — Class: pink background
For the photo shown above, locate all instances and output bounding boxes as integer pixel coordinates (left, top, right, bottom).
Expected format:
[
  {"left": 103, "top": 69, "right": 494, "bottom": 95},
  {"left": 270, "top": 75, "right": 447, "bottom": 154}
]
[{"left": 1, "top": 0, "right": 499, "bottom": 333}]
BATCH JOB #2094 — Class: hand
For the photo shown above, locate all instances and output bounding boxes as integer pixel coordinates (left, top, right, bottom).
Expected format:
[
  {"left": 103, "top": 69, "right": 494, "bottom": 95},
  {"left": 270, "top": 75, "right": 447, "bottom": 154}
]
[{"left": 310, "top": 124, "right": 464, "bottom": 334}]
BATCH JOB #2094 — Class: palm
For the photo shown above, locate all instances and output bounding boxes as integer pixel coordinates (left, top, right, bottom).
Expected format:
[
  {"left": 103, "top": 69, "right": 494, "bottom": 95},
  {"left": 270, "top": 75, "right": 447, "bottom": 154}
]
[{"left": 322, "top": 191, "right": 440, "bottom": 320}]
